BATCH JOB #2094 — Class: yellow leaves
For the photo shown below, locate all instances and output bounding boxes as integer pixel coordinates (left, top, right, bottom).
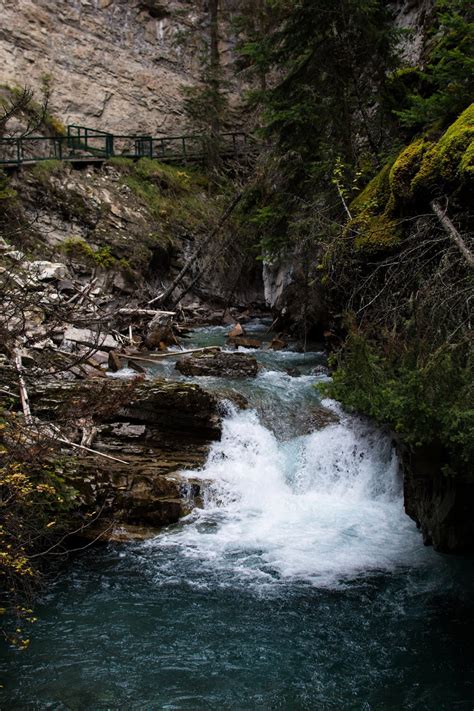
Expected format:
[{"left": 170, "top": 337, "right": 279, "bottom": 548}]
[
  {"left": 0, "top": 550, "right": 35, "bottom": 577},
  {"left": 46, "top": 521, "right": 56, "bottom": 528},
  {"left": 35, "top": 483, "right": 56, "bottom": 495}
]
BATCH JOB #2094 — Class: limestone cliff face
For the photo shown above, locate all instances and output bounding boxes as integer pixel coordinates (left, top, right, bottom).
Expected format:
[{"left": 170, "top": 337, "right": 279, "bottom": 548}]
[
  {"left": 390, "top": 0, "right": 435, "bottom": 64},
  {"left": 0, "top": 0, "right": 241, "bottom": 135}
]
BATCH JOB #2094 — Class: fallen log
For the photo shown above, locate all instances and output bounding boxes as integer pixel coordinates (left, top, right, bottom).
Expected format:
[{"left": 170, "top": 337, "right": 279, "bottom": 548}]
[
  {"left": 116, "top": 308, "right": 176, "bottom": 317},
  {"left": 122, "top": 346, "right": 221, "bottom": 364}
]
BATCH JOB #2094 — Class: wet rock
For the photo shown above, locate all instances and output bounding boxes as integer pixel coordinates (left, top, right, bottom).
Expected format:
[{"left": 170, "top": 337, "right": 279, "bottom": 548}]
[
  {"left": 146, "top": 315, "right": 179, "bottom": 350},
  {"left": 228, "top": 323, "right": 244, "bottom": 338},
  {"left": 270, "top": 337, "right": 287, "bottom": 351},
  {"left": 108, "top": 350, "right": 123, "bottom": 372},
  {"left": 176, "top": 351, "right": 259, "bottom": 378},
  {"left": 215, "top": 389, "right": 249, "bottom": 410},
  {"left": 310, "top": 364, "right": 330, "bottom": 376},
  {"left": 306, "top": 406, "right": 339, "bottom": 430},
  {"left": 403, "top": 445, "right": 474, "bottom": 553},
  {"left": 128, "top": 359, "right": 147, "bottom": 375},
  {"left": 227, "top": 336, "right": 262, "bottom": 349}
]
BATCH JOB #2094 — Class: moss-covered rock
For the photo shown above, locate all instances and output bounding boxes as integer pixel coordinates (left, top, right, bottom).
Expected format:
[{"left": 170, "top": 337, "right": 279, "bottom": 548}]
[
  {"left": 388, "top": 138, "right": 428, "bottom": 207},
  {"left": 346, "top": 104, "right": 473, "bottom": 254},
  {"left": 411, "top": 103, "right": 474, "bottom": 197},
  {"left": 350, "top": 162, "right": 391, "bottom": 217},
  {"left": 348, "top": 163, "right": 400, "bottom": 252},
  {"left": 351, "top": 213, "right": 400, "bottom": 253}
]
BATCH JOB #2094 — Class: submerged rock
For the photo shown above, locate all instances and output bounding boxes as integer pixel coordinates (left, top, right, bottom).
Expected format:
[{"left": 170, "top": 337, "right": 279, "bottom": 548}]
[{"left": 176, "top": 351, "right": 259, "bottom": 378}]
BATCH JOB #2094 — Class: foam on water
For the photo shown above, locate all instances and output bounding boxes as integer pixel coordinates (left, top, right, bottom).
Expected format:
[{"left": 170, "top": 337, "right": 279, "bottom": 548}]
[{"left": 149, "top": 397, "right": 425, "bottom": 590}]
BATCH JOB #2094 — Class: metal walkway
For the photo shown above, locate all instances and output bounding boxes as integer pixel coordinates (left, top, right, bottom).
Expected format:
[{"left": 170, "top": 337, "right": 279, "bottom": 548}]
[{"left": 0, "top": 124, "right": 253, "bottom": 168}]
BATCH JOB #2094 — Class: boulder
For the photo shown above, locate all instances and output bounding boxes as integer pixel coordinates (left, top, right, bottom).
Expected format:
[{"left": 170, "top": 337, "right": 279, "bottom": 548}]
[
  {"left": 146, "top": 315, "right": 178, "bottom": 349},
  {"left": 108, "top": 350, "right": 123, "bottom": 372},
  {"left": 176, "top": 351, "right": 259, "bottom": 378},
  {"left": 228, "top": 322, "right": 244, "bottom": 338},
  {"left": 270, "top": 337, "right": 287, "bottom": 350},
  {"left": 28, "top": 261, "right": 69, "bottom": 281}
]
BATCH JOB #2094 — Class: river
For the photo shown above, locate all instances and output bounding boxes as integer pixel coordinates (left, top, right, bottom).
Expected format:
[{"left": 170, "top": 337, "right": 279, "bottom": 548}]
[{"left": 1, "top": 322, "right": 473, "bottom": 709}]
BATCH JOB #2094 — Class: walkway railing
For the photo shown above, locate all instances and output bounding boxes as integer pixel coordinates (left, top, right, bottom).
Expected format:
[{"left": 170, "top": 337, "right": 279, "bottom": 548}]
[{"left": 0, "top": 124, "right": 253, "bottom": 167}]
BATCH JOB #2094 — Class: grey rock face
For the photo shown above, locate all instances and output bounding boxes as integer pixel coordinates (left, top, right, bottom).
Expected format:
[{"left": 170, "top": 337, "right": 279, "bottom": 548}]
[{"left": 0, "top": 0, "right": 244, "bottom": 135}]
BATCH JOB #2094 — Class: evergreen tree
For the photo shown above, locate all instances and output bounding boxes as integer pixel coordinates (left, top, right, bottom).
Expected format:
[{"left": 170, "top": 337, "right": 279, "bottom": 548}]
[
  {"left": 182, "top": 0, "right": 228, "bottom": 177},
  {"left": 262, "top": 0, "right": 399, "bottom": 170},
  {"left": 395, "top": 0, "right": 474, "bottom": 130}
]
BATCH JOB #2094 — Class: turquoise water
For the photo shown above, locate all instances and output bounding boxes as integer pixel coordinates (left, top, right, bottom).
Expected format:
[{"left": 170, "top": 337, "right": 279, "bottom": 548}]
[{"left": 2, "top": 324, "right": 474, "bottom": 710}]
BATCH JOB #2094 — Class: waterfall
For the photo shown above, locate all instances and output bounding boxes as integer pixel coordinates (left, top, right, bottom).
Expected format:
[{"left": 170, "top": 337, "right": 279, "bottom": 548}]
[{"left": 149, "top": 400, "right": 423, "bottom": 590}]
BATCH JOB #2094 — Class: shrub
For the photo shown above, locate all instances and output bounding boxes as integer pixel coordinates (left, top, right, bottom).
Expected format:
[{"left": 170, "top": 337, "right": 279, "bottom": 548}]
[{"left": 322, "top": 331, "right": 473, "bottom": 474}]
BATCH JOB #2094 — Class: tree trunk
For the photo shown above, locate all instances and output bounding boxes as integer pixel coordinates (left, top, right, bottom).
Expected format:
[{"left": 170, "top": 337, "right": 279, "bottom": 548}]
[{"left": 207, "top": 0, "right": 221, "bottom": 174}]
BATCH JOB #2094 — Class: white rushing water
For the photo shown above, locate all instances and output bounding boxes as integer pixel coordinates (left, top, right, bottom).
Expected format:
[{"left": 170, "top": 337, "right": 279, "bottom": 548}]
[{"left": 149, "top": 397, "right": 426, "bottom": 590}]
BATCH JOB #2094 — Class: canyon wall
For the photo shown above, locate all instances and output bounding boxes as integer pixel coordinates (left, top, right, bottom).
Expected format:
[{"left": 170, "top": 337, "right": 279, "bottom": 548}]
[{"left": 0, "top": 0, "right": 242, "bottom": 135}]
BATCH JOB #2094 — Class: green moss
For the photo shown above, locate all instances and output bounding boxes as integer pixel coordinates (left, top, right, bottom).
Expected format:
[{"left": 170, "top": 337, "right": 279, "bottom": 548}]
[
  {"left": 106, "top": 157, "right": 135, "bottom": 170},
  {"left": 344, "top": 105, "right": 474, "bottom": 254},
  {"left": 61, "top": 237, "right": 117, "bottom": 269},
  {"left": 350, "top": 162, "right": 391, "bottom": 217},
  {"left": 134, "top": 158, "right": 193, "bottom": 195},
  {"left": 31, "top": 159, "right": 63, "bottom": 179},
  {"left": 460, "top": 137, "right": 474, "bottom": 180},
  {"left": 348, "top": 163, "right": 400, "bottom": 252},
  {"left": 388, "top": 139, "right": 427, "bottom": 206},
  {"left": 352, "top": 213, "right": 400, "bottom": 253},
  {"left": 411, "top": 103, "right": 474, "bottom": 196}
]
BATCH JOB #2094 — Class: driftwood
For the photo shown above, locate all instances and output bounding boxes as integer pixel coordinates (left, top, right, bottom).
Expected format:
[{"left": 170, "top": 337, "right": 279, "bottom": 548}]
[
  {"left": 13, "top": 349, "right": 33, "bottom": 425},
  {"left": 431, "top": 199, "right": 474, "bottom": 269},
  {"left": 65, "top": 278, "right": 98, "bottom": 306},
  {"left": 123, "top": 346, "right": 221, "bottom": 364},
  {"left": 54, "top": 435, "right": 129, "bottom": 465},
  {"left": 147, "top": 292, "right": 165, "bottom": 306},
  {"left": 0, "top": 387, "right": 20, "bottom": 399},
  {"left": 46, "top": 424, "right": 129, "bottom": 465},
  {"left": 116, "top": 308, "right": 175, "bottom": 317}
]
